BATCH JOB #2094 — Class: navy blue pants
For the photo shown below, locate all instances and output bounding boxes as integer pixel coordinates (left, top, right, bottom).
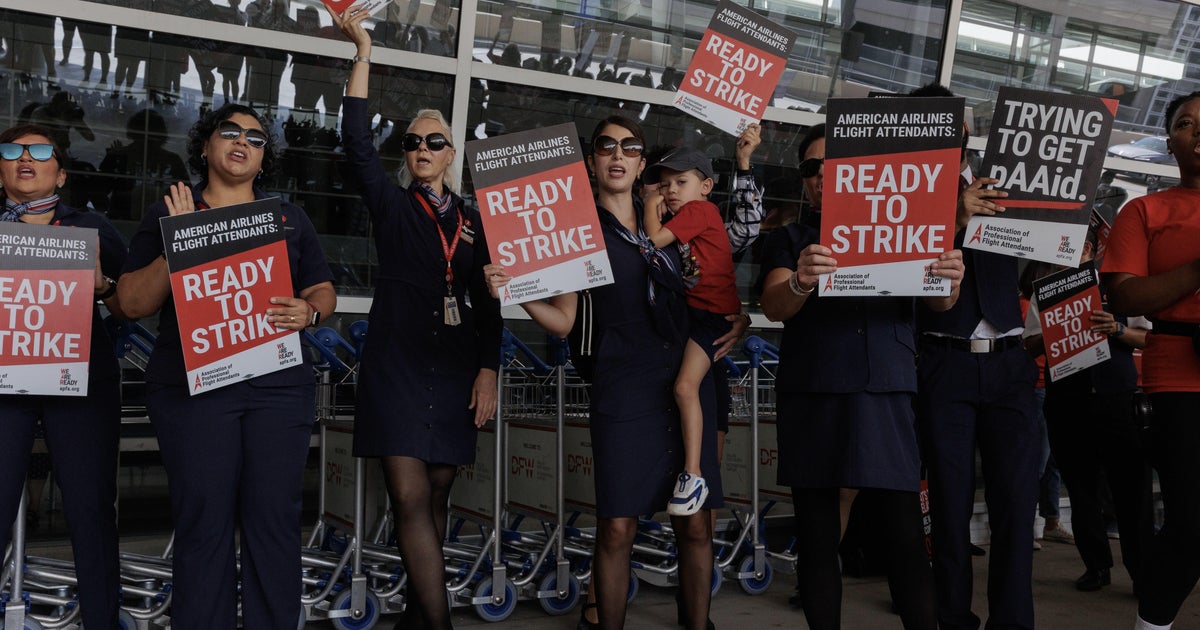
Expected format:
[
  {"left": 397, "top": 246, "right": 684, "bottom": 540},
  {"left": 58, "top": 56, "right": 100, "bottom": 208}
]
[
  {"left": 917, "top": 343, "right": 1040, "bottom": 630},
  {"left": 148, "top": 380, "right": 314, "bottom": 630},
  {"left": 0, "top": 384, "right": 121, "bottom": 629}
]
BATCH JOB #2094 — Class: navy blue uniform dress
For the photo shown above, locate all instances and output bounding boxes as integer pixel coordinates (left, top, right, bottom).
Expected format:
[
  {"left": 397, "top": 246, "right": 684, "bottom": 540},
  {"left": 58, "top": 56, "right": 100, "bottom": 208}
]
[
  {"left": 123, "top": 184, "right": 333, "bottom": 630},
  {"left": 0, "top": 204, "right": 124, "bottom": 629},
  {"left": 587, "top": 207, "right": 722, "bottom": 518},
  {"left": 340, "top": 96, "right": 502, "bottom": 463},
  {"left": 760, "top": 216, "right": 922, "bottom": 492}
]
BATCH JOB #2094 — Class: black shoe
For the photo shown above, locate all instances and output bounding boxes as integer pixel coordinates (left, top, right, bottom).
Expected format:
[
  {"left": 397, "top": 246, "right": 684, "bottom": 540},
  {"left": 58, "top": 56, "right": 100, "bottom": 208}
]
[
  {"left": 788, "top": 591, "right": 803, "bottom": 608},
  {"left": 970, "top": 543, "right": 986, "bottom": 557},
  {"left": 1075, "top": 568, "right": 1111, "bottom": 592},
  {"left": 577, "top": 602, "right": 598, "bottom": 630}
]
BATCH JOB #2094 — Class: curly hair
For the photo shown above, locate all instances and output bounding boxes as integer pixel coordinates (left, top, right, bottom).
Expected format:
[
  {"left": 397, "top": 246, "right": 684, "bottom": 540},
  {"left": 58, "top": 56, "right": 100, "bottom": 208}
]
[
  {"left": 0, "top": 124, "right": 64, "bottom": 164},
  {"left": 186, "top": 104, "right": 278, "bottom": 183}
]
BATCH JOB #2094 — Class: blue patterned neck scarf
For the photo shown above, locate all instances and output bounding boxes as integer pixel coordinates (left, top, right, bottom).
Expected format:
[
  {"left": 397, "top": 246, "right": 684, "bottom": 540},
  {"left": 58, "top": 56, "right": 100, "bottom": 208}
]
[
  {"left": 411, "top": 182, "right": 453, "bottom": 217},
  {"left": 1, "top": 194, "right": 59, "bottom": 222}
]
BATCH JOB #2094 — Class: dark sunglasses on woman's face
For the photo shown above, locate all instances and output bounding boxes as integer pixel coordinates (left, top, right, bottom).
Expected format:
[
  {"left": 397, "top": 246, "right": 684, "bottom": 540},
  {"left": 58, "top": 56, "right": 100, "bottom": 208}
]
[
  {"left": 592, "top": 136, "right": 645, "bottom": 158},
  {"left": 216, "top": 121, "right": 269, "bottom": 148},
  {"left": 799, "top": 157, "right": 824, "bottom": 178},
  {"left": 0, "top": 143, "right": 55, "bottom": 161},
  {"left": 403, "top": 133, "right": 452, "bottom": 152}
]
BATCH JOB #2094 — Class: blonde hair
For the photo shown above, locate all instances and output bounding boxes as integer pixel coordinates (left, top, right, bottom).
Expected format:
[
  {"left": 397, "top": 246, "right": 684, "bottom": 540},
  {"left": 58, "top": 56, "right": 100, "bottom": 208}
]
[{"left": 398, "top": 109, "right": 459, "bottom": 194}]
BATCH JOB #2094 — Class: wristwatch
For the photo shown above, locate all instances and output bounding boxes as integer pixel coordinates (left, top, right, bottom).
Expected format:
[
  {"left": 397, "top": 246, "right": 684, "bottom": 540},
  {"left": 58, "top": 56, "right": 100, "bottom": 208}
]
[
  {"left": 96, "top": 277, "right": 117, "bottom": 302},
  {"left": 307, "top": 301, "right": 321, "bottom": 328},
  {"left": 1109, "top": 322, "right": 1125, "bottom": 338}
]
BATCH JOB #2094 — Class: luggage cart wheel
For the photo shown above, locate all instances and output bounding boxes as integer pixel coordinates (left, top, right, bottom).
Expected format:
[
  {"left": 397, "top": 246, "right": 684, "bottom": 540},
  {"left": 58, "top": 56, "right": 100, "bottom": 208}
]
[
  {"left": 473, "top": 577, "right": 518, "bottom": 622},
  {"left": 329, "top": 589, "right": 381, "bottom": 630},
  {"left": 0, "top": 618, "right": 45, "bottom": 630},
  {"left": 626, "top": 572, "right": 639, "bottom": 604},
  {"left": 710, "top": 564, "right": 722, "bottom": 597},
  {"left": 537, "top": 572, "right": 581, "bottom": 616},
  {"left": 737, "top": 556, "right": 774, "bottom": 595}
]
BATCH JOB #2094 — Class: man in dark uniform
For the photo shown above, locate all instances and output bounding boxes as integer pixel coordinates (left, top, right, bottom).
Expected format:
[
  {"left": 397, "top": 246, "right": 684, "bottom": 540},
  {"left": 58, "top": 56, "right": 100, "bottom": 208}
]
[{"left": 912, "top": 84, "right": 1040, "bottom": 630}]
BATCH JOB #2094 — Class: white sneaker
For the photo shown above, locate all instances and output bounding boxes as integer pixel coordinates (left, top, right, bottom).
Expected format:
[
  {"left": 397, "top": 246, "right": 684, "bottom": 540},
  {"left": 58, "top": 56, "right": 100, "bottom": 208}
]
[
  {"left": 1043, "top": 525, "right": 1075, "bottom": 545},
  {"left": 667, "top": 472, "right": 709, "bottom": 516}
]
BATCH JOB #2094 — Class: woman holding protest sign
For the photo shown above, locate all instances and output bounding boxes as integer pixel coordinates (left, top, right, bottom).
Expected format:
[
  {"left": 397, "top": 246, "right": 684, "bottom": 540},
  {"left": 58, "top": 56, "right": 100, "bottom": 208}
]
[
  {"left": 117, "top": 104, "right": 336, "bottom": 630},
  {"left": 1103, "top": 90, "right": 1200, "bottom": 630},
  {"left": 0, "top": 123, "right": 127, "bottom": 629},
  {"left": 330, "top": 6, "right": 502, "bottom": 629},
  {"left": 758, "top": 123, "right": 964, "bottom": 629},
  {"left": 483, "top": 113, "right": 750, "bottom": 630}
]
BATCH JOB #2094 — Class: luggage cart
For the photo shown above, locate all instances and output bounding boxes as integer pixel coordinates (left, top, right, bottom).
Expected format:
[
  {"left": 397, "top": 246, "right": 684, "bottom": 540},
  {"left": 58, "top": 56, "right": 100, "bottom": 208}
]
[
  {"left": 498, "top": 330, "right": 583, "bottom": 617},
  {"left": 714, "top": 338, "right": 778, "bottom": 595}
]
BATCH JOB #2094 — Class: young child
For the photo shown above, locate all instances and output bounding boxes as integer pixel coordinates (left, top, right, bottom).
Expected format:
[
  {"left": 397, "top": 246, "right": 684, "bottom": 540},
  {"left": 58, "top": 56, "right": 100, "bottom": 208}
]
[{"left": 642, "top": 146, "right": 742, "bottom": 516}]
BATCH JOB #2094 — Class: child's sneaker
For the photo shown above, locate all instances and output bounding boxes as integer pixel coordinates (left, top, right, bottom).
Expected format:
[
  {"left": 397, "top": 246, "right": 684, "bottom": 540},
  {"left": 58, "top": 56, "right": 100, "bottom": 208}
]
[{"left": 667, "top": 472, "right": 708, "bottom": 516}]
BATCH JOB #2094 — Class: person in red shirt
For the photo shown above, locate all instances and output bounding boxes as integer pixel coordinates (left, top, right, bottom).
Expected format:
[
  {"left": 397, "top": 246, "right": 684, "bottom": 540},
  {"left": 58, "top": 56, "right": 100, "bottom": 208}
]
[
  {"left": 642, "top": 146, "right": 742, "bottom": 516},
  {"left": 1102, "top": 89, "right": 1200, "bottom": 630}
]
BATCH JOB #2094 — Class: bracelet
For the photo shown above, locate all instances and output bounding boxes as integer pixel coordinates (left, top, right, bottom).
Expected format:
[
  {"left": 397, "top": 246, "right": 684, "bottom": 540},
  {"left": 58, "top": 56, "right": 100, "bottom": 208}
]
[
  {"left": 96, "top": 276, "right": 117, "bottom": 301},
  {"left": 352, "top": 55, "right": 371, "bottom": 64},
  {"left": 788, "top": 272, "right": 814, "bottom": 296}
]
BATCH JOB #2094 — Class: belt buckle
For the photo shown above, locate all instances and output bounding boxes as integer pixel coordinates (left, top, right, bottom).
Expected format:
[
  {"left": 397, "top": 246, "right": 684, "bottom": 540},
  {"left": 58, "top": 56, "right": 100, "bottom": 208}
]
[{"left": 968, "top": 338, "right": 992, "bottom": 353}]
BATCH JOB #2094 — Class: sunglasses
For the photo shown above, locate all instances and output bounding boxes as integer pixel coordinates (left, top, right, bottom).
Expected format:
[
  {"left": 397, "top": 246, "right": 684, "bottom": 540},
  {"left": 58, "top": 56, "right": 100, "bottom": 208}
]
[
  {"left": 403, "top": 133, "right": 452, "bottom": 152},
  {"left": 799, "top": 157, "right": 824, "bottom": 178},
  {"left": 216, "top": 121, "right": 269, "bottom": 149},
  {"left": 592, "top": 136, "right": 645, "bottom": 158},
  {"left": 0, "top": 143, "right": 55, "bottom": 161}
]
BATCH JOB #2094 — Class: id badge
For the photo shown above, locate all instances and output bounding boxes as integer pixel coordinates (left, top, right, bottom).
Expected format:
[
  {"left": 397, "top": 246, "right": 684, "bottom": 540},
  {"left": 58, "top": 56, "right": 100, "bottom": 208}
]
[{"left": 444, "top": 295, "right": 462, "bottom": 326}]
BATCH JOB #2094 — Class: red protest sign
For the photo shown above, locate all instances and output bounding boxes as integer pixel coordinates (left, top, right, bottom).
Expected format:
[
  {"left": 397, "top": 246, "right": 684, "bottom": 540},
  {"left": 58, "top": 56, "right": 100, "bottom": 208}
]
[
  {"left": 819, "top": 96, "right": 963, "bottom": 296},
  {"left": 1034, "top": 261, "right": 1110, "bottom": 382},
  {"left": 321, "top": 0, "right": 388, "bottom": 17},
  {"left": 466, "top": 123, "right": 613, "bottom": 306},
  {"left": 673, "top": 0, "right": 795, "bottom": 136},
  {"left": 0, "top": 222, "right": 96, "bottom": 396},
  {"left": 161, "top": 199, "right": 301, "bottom": 394}
]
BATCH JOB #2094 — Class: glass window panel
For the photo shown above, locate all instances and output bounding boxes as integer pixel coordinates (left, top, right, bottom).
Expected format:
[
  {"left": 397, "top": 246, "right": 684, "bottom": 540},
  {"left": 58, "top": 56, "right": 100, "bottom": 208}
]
[
  {"left": 0, "top": 9, "right": 453, "bottom": 296},
  {"left": 471, "top": 0, "right": 942, "bottom": 112}
]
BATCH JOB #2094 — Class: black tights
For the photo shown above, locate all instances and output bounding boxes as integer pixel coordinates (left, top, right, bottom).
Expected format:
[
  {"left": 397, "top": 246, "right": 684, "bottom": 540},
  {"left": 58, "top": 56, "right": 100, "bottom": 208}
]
[
  {"left": 792, "top": 487, "right": 936, "bottom": 630},
  {"left": 591, "top": 512, "right": 712, "bottom": 630},
  {"left": 383, "top": 456, "right": 457, "bottom": 630}
]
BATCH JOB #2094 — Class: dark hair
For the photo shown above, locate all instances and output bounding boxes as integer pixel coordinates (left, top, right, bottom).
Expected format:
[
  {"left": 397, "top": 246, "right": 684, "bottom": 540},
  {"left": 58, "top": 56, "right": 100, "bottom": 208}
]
[
  {"left": 908, "top": 82, "right": 956, "bottom": 98},
  {"left": 0, "top": 124, "right": 63, "bottom": 163},
  {"left": 590, "top": 115, "right": 645, "bottom": 150},
  {"left": 797, "top": 123, "right": 826, "bottom": 163},
  {"left": 186, "top": 104, "right": 278, "bottom": 181},
  {"left": 1164, "top": 91, "right": 1200, "bottom": 135}
]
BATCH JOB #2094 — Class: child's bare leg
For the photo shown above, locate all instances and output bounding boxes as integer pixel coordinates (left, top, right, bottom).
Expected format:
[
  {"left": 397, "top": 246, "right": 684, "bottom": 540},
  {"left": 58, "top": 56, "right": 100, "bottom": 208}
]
[{"left": 674, "top": 340, "right": 713, "bottom": 475}]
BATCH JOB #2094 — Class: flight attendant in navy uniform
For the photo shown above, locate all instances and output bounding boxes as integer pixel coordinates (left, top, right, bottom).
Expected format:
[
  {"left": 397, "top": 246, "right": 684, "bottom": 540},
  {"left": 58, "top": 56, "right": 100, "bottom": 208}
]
[
  {"left": 331, "top": 7, "right": 502, "bottom": 630},
  {"left": 484, "top": 114, "right": 750, "bottom": 630},
  {"left": 118, "top": 104, "right": 336, "bottom": 630},
  {"left": 0, "top": 124, "right": 126, "bottom": 629},
  {"left": 758, "top": 123, "right": 964, "bottom": 629},
  {"left": 910, "top": 84, "right": 1040, "bottom": 630}
]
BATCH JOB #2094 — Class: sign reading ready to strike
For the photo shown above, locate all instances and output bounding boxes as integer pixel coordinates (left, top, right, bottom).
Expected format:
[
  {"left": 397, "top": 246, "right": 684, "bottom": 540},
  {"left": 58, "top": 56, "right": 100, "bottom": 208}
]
[
  {"left": 161, "top": 198, "right": 300, "bottom": 395},
  {"left": 818, "top": 96, "right": 964, "bottom": 296},
  {"left": 1033, "top": 261, "right": 1110, "bottom": 382},
  {"left": 465, "top": 123, "right": 613, "bottom": 306},
  {"left": 673, "top": 0, "right": 796, "bottom": 136},
  {"left": 0, "top": 222, "right": 96, "bottom": 396},
  {"left": 967, "top": 87, "right": 1116, "bottom": 266}
]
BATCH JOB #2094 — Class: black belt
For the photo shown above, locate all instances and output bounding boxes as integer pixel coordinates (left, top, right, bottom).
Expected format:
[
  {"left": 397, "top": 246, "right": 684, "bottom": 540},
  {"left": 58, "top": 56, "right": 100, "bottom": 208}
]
[
  {"left": 1151, "top": 319, "right": 1200, "bottom": 337},
  {"left": 920, "top": 334, "right": 1023, "bottom": 354}
]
